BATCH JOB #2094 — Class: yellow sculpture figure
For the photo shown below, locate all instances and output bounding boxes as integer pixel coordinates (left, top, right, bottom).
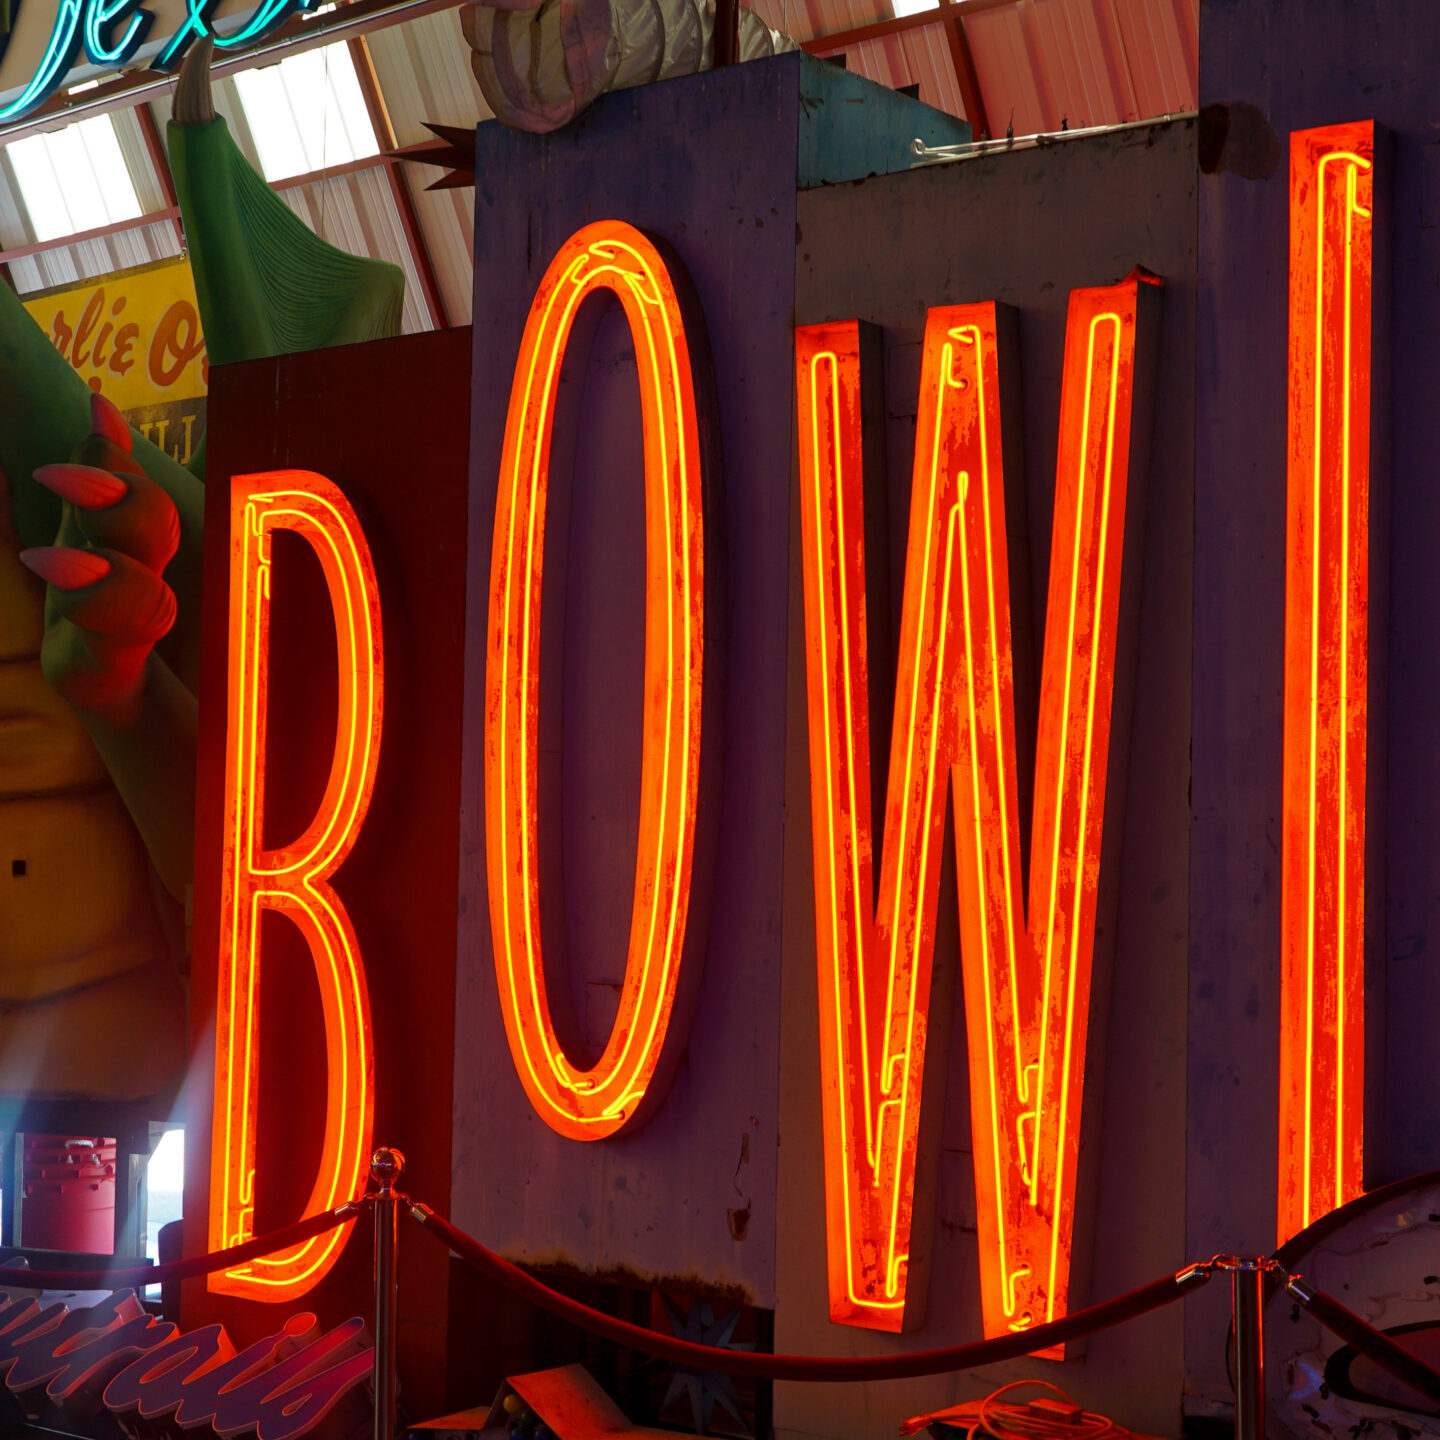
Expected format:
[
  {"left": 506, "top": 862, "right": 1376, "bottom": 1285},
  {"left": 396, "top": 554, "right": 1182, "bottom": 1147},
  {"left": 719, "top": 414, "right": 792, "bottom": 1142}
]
[{"left": 0, "top": 397, "right": 189, "bottom": 1102}]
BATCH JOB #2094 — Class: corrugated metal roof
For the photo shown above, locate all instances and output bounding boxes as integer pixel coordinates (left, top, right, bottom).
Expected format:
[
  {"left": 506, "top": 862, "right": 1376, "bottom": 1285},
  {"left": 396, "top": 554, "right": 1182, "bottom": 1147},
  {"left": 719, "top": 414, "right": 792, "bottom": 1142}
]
[
  {"left": 831, "top": 31, "right": 947, "bottom": 117},
  {"left": 0, "top": 0, "right": 1196, "bottom": 319},
  {"left": 0, "top": 151, "right": 32, "bottom": 251},
  {"left": 409, "top": 182, "right": 474, "bottom": 326},
  {"left": 365, "top": 6, "right": 494, "bottom": 143},
  {"left": 111, "top": 107, "right": 171, "bottom": 213},
  {"left": 790, "top": 0, "right": 888, "bottom": 37},
  {"left": 804, "top": 0, "right": 1196, "bottom": 136},
  {"left": 4, "top": 215, "right": 180, "bottom": 294}
]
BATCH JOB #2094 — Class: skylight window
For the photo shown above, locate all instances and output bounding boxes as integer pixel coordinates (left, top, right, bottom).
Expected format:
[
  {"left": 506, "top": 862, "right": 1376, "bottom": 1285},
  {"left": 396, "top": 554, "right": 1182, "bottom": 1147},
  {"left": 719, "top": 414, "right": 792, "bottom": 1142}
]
[
  {"left": 891, "top": 0, "right": 936, "bottom": 15},
  {"left": 7, "top": 114, "right": 143, "bottom": 243},
  {"left": 233, "top": 41, "right": 380, "bottom": 183}
]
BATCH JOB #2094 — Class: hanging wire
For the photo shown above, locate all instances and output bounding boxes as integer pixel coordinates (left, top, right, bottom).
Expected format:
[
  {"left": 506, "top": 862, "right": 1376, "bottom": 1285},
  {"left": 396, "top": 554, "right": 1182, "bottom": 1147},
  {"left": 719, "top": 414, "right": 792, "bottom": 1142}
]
[{"left": 318, "top": 41, "right": 330, "bottom": 246}]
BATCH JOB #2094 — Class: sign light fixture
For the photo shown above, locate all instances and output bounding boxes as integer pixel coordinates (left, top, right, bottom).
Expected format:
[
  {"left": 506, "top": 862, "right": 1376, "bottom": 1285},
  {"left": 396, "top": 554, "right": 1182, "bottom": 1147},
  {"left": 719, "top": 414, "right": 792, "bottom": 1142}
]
[
  {"left": 210, "top": 471, "right": 381, "bottom": 1301},
  {"left": 486, "top": 220, "right": 707, "bottom": 1141},
  {"left": 1278, "top": 120, "right": 1377, "bottom": 1246},
  {"left": 795, "top": 278, "right": 1155, "bottom": 1338}
]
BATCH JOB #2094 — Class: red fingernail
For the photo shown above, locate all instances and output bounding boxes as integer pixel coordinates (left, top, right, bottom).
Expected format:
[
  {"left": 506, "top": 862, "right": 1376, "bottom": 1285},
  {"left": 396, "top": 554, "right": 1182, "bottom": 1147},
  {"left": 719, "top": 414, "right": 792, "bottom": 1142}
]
[
  {"left": 18, "top": 547, "right": 112, "bottom": 590},
  {"left": 34, "top": 463, "right": 127, "bottom": 508},
  {"left": 89, "top": 393, "right": 132, "bottom": 453}
]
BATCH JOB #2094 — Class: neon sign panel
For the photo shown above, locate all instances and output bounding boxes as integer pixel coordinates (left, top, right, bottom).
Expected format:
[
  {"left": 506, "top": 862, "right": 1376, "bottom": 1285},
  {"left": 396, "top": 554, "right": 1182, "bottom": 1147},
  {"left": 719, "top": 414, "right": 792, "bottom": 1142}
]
[{"left": 205, "top": 111, "right": 1383, "bottom": 1316}]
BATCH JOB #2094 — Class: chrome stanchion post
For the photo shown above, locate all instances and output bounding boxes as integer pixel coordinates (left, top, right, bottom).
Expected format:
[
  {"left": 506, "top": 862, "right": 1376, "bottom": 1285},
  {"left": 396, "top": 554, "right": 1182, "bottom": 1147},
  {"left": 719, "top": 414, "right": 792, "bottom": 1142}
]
[
  {"left": 371, "top": 1147, "right": 405, "bottom": 1440},
  {"left": 1232, "top": 1259, "right": 1266, "bottom": 1440}
]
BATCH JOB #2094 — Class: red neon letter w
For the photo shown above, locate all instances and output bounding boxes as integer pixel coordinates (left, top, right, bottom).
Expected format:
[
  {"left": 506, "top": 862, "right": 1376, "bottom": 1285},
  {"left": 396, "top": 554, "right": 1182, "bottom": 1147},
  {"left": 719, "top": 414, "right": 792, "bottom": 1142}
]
[{"left": 796, "top": 280, "right": 1157, "bottom": 1337}]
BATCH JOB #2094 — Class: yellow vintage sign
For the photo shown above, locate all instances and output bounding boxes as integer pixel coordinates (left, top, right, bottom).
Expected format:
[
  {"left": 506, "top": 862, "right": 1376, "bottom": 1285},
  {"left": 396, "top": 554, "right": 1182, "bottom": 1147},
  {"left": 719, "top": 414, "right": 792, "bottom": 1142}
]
[
  {"left": 24, "top": 257, "right": 208, "bottom": 467},
  {"left": 24, "top": 257, "right": 208, "bottom": 410}
]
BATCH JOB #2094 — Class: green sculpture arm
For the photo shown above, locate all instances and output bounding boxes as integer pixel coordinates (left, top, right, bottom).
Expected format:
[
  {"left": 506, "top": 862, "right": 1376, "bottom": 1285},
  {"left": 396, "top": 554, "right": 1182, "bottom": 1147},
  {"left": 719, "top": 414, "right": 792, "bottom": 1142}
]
[
  {"left": 20, "top": 396, "right": 196, "bottom": 902},
  {"left": 167, "top": 40, "right": 406, "bottom": 364},
  {"left": 0, "top": 279, "right": 204, "bottom": 692}
]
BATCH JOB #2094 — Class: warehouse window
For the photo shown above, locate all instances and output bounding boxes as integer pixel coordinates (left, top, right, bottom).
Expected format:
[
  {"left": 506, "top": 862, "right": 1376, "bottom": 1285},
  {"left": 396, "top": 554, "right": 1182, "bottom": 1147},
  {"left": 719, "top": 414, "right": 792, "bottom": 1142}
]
[
  {"left": 233, "top": 40, "right": 379, "bottom": 183},
  {"left": 6, "top": 113, "right": 143, "bottom": 242},
  {"left": 890, "top": 0, "right": 936, "bottom": 13},
  {"left": 146, "top": 1127, "right": 184, "bottom": 1265}
]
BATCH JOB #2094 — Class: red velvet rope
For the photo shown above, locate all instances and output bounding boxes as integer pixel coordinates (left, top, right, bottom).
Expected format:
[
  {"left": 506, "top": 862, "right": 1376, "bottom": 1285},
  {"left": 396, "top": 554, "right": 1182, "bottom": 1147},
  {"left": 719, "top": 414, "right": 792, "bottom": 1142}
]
[
  {"left": 412, "top": 1203, "right": 1210, "bottom": 1382},
  {"left": 0, "top": 1200, "right": 362, "bottom": 1291},
  {"left": 4, "top": 1175, "right": 1429, "bottom": 1404}
]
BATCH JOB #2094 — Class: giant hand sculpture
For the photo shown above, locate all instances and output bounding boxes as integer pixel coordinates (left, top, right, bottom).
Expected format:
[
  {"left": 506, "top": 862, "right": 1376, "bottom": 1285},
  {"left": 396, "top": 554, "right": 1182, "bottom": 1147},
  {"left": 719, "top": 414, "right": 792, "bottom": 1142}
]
[
  {"left": 461, "top": 0, "right": 795, "bottom": 132},
  {"left": 0, "top": 399, "right": 190, "bottom": 1101}
]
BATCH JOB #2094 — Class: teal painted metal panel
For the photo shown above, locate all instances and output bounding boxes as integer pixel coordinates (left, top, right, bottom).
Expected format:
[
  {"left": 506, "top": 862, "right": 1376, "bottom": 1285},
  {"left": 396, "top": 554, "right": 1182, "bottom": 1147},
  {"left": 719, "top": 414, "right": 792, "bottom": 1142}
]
[{"left": 794, "top": 51, "right": 971, "bottom": 189}]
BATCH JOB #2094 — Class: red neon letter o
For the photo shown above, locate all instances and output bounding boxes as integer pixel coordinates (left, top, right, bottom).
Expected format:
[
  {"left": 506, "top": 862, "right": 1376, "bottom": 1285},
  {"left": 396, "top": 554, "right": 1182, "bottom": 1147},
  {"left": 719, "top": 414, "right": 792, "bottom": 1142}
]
[{"left": 486, "top": 220, "right": 706, "bottom": 1141}]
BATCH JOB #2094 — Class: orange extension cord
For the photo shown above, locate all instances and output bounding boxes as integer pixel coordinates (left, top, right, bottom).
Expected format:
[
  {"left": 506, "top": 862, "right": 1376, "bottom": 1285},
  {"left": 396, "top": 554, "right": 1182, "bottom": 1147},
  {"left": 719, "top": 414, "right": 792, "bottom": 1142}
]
[{"left": 902, "top": 1380, "right": 1134, "bottom": 1440}]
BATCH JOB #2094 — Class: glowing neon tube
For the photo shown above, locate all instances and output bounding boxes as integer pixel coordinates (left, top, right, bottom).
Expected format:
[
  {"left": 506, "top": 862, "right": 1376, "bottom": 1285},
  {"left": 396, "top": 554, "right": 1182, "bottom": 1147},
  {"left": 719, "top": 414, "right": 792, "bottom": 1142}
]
[
  {"left": 486, "top": 220, "right": 706, "bottom": 1141},
  {"left": 1278, "top": 120, "right": 1377, "bottom": 1246},
  {"left": 796, "top": 280, "right": 1151, "bottom": 1337},
  {"left": 211, "top": 471, "right": 380, "bottom": 1301}
]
